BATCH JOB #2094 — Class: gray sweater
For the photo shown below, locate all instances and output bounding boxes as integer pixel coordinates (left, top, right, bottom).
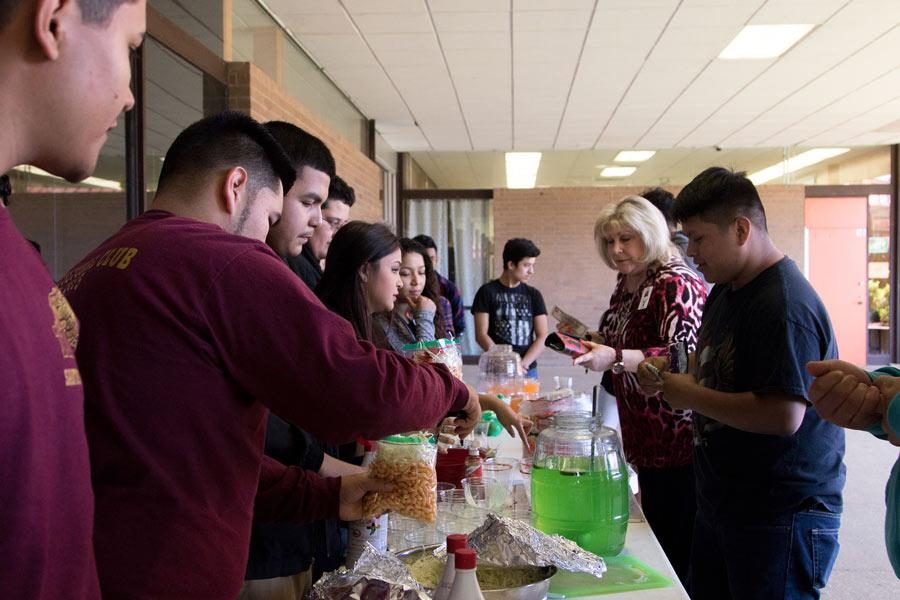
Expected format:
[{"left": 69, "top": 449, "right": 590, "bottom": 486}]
[{"left": 374, "top": 307, "right": 436, "bottom": 353}]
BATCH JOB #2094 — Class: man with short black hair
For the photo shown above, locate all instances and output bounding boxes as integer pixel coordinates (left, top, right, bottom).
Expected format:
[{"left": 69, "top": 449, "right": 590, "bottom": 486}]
[
  {"left": 263, "top": 121, "right": 333, "bottom": 262},
  {"left": 0, "top": 1, "right": 145, "bottom": 598},
  {"left": 288, "top": 174, "right": 355, "bottom": 289},
  {"left": 244, "top": 123, "right": 356, "bottom": 599},
  {"left": 639, "top": 167, "right": 845, "bottom": 600},
  {"left": 642, "top": 186, "right": 705, "bottom": 285},
  {"left": 472, "top": 237, "right": 548, "bottom": 377},
  {"left": 60, "top": 112, "right": 481, "bottom": 599},
  {"left": 413, "top": 233, "right": 466, "bottom": 337},
  {"left": 640, "top": 187, "right": 680, "bottom": 247}
]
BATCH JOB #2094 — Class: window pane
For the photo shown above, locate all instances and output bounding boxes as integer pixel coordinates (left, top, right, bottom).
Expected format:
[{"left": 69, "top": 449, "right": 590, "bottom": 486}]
[
  {"left": 144, "top": 38, "right": 207, "bottom": 200},
  {"left": 6, "top": 127, "right": 126, "bottom": 280}
]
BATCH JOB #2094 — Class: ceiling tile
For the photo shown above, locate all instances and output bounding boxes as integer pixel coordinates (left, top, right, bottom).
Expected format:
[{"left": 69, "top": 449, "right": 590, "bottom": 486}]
[
  {"left": 431, "top": 11, "right": 509, "bottom": 32},
  {"left": 343, "top": 0, "right": 423, "bottom": 14},
  {"left": 428, "top": 0, "right": 510, "bottom": 12},
  {"left": 353, "top": 13, "right": 432, "bottom": 33}
]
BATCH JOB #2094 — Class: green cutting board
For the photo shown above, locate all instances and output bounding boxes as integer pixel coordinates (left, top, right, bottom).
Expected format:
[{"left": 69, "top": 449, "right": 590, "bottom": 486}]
[{"left": 549, "top": 555, "right": 673, "bottom": 596}]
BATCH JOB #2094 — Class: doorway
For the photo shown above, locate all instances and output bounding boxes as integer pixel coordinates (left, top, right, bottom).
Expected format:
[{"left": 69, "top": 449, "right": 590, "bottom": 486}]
[{"left": 805, "top": 196, "right": 868, "bottom": 365}]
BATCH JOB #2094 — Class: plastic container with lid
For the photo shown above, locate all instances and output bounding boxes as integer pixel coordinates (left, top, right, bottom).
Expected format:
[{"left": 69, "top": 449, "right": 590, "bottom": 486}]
[
  {"left": 477, "top": 344, "right": 521, "bottom": 395},
  {"left": 530, "top": 412, "right": 629, "bottom": 556}
]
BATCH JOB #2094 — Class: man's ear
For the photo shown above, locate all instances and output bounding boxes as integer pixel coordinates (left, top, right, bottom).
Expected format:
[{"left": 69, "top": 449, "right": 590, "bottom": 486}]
[
  {"left": 33, "top": 0, "right": 72, "bottom": 61},
  {"left": 734, "top": 215, "right": 752, "bottom": 246},
  {"left": 221, "top": 167, "right": 249, "bottom": 216}
]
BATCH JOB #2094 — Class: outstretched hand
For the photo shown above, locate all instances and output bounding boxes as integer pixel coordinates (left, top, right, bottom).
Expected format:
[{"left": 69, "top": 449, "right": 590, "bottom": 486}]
[
  {"left": 806, "top": 360, "right": 882, "bottom": 430},
  {"left": 479, "top": 394, "right": 532, "bottom": 449},
  {"left": 572, "top": 341, "right": 616, "bottom": 372}
]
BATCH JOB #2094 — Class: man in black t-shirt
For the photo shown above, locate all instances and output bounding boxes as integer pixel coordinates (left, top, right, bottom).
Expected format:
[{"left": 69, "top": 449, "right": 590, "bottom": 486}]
[
  {"left": 639, "top": 168, "right": 845, "bottom": 600},
  {"left": 472, "top": 238, "right": 548, "bottom": 376}
]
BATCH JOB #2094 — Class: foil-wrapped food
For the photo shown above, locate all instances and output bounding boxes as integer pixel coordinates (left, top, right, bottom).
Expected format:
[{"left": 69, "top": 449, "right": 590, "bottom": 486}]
[
  {"left": 311, "top": 544, "right": 429, "bottom": 600},
  {"left": 467, "top": 514, "right": 607, "bottom": 578},
  {"left": 313, "top": 516, "right": 607, "bottom": 599}
]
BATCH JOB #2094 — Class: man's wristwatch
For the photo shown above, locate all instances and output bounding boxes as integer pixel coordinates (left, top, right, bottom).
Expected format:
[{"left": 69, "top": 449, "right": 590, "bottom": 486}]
[{"left": 611, "top": 347, "right": 625, "bottom": 374}]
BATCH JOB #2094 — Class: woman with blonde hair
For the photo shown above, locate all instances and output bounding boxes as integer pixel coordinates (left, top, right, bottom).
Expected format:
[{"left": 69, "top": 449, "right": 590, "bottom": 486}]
[{"left": 574, "top": 195, "right": 706, "bottom": 584}]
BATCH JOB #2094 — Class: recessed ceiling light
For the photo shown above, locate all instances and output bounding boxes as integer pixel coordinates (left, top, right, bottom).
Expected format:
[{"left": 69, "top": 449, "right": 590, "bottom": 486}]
[
  {"left": 505, "top": 152, "right": 541, "bottom": 189},
  {"left": 748, "top": 148, "right": 849, "bottom": 184},
  {"left": 614, "top": 150, "right": 656, "bottom": 162},
  {"left": 719, "top": 24, "right": 814, "bottom": 60},
  {"left": 14, "top": 165, "right": 122, "bottom": 190},
  {"left": 600, "top": 166, "right": 637, "bottom": 178}
]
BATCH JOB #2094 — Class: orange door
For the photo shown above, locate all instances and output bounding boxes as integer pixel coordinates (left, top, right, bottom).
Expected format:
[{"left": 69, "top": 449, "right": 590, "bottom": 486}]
[{"left": 805, "top": 196, "right": 868, "bottom": 365}]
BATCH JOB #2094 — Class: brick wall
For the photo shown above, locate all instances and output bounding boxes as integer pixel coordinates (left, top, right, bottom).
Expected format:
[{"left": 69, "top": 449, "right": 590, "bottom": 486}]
[
  {"left": 227, "top": 63, "right": 383, "bottom": 224},
  {"left": 492, "top": 184, "right": 806, "bottom": 365}
]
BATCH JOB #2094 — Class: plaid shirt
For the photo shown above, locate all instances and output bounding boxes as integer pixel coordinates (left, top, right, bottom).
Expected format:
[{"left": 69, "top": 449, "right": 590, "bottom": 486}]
[{"left": 437, "top": 272, "right": 466, "bottom": 335}]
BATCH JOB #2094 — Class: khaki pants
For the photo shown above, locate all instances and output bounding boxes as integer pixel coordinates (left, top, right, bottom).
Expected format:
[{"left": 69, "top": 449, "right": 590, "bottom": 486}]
[{"left": 238, "top": 569, "right": 312, "bottom": 600}]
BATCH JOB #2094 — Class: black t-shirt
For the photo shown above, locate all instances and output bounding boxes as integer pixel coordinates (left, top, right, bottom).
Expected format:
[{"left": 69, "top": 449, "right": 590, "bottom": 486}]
[
  {"left": 693, "top": 258, "right": 845, "bottom": 519},
  {"left": 471, "top": 279, "right": 547, "bottom": 370}
]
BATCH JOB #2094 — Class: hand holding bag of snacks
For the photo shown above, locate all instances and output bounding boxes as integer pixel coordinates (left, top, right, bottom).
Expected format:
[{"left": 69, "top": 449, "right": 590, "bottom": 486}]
[
  {"left": 362, "top": 434, "right": 438, "bottom": 523},
  {"left": 402, "top": 339, "right": 463, "bottom": 380}
]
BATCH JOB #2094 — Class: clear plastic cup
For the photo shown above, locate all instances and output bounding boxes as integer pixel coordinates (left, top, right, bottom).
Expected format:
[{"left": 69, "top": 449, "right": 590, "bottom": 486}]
[
  {"left": 519, "top": 456, "right": 533, "bottom": 475},
  {"left": 403, "top": 527, "right": 445, "bottom": 549},
  {"left": 436, "top": 481, "right": 456, "bottom": 499},
  {"left": 483, "top": 458, "right": 518, "bottom": 489},
  {"left": 461, "top": 476, "right": 509, "bottom": 512}
]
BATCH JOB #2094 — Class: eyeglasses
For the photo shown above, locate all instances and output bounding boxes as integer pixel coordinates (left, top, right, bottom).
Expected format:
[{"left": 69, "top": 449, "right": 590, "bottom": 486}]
[{"left": 324, "top": 217, "right": 347, "bottom": 231}]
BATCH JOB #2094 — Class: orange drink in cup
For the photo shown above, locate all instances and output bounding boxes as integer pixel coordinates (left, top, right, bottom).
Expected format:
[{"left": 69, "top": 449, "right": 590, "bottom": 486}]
[{"left": 522, "top": 378, "right": 540, "bottom": 397}]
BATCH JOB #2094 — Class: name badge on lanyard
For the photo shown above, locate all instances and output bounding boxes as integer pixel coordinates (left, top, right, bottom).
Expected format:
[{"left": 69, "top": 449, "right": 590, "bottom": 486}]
[{"left": 637, "top": 286, "right": 653, "bottom": 311}]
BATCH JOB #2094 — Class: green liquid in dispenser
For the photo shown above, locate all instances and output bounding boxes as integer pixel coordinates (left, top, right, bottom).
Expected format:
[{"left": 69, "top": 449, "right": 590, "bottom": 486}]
[{"left": 531, "top": 463, "right": 629, "bottom": 556}]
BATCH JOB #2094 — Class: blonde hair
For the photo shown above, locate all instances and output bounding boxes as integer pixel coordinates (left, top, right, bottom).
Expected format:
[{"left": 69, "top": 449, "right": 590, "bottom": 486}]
[{"left": 594, "top": 195, "right": 678, "bottom": 270}]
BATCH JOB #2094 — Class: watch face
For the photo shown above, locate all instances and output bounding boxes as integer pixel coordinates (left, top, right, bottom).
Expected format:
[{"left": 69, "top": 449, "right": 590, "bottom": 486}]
[{"left": 612, "top": 361, "right": 625, "bottom": 375}]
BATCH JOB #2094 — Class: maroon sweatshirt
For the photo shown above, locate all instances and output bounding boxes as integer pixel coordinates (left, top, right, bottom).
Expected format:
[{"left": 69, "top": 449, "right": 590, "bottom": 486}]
[
  {"left": 0, "top": 209, "right": 100, "bottom": 599},
  {"left": 60, "top": 210, "right": 469, "bottom": 599}
]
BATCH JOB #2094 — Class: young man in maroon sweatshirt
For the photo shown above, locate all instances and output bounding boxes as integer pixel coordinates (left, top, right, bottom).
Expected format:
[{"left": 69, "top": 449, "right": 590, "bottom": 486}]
[
  {"left": 0, "top": 1, "right": 145, "bottom": 598},
  {"left": 59, "top": 112, "right": 481, "bottom": 599}
]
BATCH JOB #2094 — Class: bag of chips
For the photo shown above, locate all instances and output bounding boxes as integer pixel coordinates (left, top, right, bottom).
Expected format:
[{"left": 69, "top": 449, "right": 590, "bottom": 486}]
[
  {"left": 363, "top": 434, "right": 438, "bottom": 523},
  {"left": 402, "top": 338, "right": 463, "bottom": 380}
]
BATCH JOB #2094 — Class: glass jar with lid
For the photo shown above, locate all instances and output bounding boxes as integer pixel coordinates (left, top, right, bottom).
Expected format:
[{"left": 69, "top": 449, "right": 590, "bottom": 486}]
[
  {"left": 476, "top": 344, "right": 521, "bottom": 395},
  {"left": 531, "top": 412, "right": 629, "bottom": 556}
]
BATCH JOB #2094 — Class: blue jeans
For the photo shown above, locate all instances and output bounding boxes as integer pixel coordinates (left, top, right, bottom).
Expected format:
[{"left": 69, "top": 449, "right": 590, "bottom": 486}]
[{"left": 690, "top": 507, "right": 841, "bottom": 600}]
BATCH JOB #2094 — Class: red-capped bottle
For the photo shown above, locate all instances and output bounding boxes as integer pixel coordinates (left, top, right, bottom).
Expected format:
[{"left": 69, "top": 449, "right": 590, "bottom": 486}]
[
  {"left": 433, "top": 534, "right": 468, "bottom": 600},
  {"left": 445, "top": 548, "right": 485, "bottom": 600},
  {"left": 464, "top": 445, "right": 483, "bottom": 479}
]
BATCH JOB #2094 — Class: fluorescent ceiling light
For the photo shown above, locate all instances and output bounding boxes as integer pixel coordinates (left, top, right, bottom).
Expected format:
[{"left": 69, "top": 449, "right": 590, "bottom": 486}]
[
  {"left": 13, "top": 165, "right": 122, "bottom": 191},
  {"left": 614, "top": 150, "right": 655, "bottom": 162},
  {"left": 719, "top": 24, "right": 814, "bottom": 60},
  {"left": 748, "top": 148, "right": 849, "bottom": 185},
  {"left": 600, "top": 166, "right": 637, "bottom": 178},
  {"left": 505, "top": 152, "right": 541, "bottom": 189}
]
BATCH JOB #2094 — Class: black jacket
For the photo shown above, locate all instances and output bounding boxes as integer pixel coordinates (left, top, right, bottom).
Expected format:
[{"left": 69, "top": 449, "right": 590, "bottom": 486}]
[{"left": 287, "top": 244, "right": 322, "bottom": 290}]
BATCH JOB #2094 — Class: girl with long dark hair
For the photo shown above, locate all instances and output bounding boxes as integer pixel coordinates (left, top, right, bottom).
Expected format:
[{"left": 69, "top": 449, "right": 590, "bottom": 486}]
[
  {"left": 316, "top": 221, "right": 401, "bottom": 343},
  {"left": 375, "top": 238, "right": 455, "bottom": 352},
  {"left": 318, "top": 221, "right": 530, "bottom": 443}
]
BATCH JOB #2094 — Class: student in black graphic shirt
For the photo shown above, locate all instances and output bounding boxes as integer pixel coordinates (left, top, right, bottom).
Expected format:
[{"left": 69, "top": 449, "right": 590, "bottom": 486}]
[
  {"left": 638, "top": 167, "right": 845, "bottom": 600},
  {"left": 472, "top": 238, "right": 548, "bottom": 377}
]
